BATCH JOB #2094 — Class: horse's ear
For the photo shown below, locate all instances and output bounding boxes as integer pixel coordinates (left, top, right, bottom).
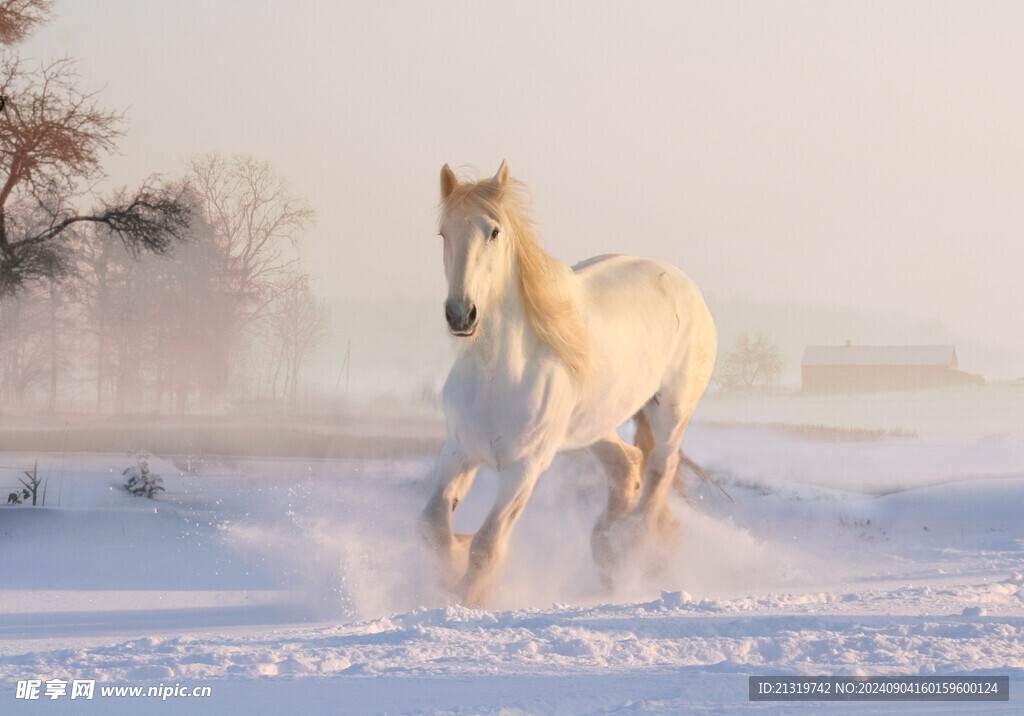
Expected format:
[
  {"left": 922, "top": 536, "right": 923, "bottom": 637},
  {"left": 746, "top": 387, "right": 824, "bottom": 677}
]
[
  {"left": 440, "top": 163, "right": 458, "bottom": 200},
  {"left": 492, "top": 160, "right": 510, "bottom": 193}
]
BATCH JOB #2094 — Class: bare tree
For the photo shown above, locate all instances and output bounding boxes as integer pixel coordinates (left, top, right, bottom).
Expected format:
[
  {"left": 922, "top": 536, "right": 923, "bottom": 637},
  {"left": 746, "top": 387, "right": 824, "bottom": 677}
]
[
  {"left": 266, "top": 275, "right": 330, "bottom": 402},
  {"left": 74, "top": 224, "right": 128, "bottom": 412},
  {"left": 717, "top": 330, "right": 785, "bottom": 394},
  {"left": 69, "top": 199, "right": 232, "bottom": 415},
  {"left": 42, "top": 275, "right": 67, "bottom": 410},
  {"left": 145, "top": 200, "right": 233, "bottom": 413},
  {"left": 185, "top": 153, "right": 315, "bottom": 401},
  {"left": 0, "top": 0, "right": 52, "bottom": 46},
  {"left": 0, "top": 282, "right": 46, "bottom": 406},
  {"left": 0, "top": 54, "right": 191, "bottom": 294},
  {"left": 186, "top": 153, "right": 314, "bottom": 322}
]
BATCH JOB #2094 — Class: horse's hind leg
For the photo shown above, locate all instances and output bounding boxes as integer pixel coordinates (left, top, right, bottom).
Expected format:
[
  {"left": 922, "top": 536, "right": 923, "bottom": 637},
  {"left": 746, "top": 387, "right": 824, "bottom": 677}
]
[
  {"left": 635, "top": 379, "right": 708, "bottom": 543},
  {"left": 636, "top": 406, "right": 686, "bottom": 542},
  {"left": 589, "top": 391, "right": 702, "bottom": 585},
  {"left": 589, "top": 431, "right": 646, "bottom": 587}
]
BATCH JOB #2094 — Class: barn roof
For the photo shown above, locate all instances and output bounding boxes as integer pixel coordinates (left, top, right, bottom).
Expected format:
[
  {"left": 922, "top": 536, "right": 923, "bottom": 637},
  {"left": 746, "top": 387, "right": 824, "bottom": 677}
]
[{"left": 802, "top": 345, "right": 958, "bottom": 368}]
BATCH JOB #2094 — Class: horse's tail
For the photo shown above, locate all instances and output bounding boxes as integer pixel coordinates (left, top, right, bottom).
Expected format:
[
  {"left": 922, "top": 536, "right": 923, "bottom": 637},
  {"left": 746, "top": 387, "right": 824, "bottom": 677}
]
[
  {"left": 634, "top": 410, "right": 732, "bottom": 505},
  {"left": 677, "top": 452, "right": 734, "bottom": 505}
]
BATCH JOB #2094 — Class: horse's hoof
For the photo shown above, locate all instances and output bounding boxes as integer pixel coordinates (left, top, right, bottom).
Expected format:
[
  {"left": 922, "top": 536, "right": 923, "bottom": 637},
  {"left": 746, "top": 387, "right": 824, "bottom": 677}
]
[
  {"left": 590, "top": 515, "right": 644, "bottom": 584},
  {"left": 592, "top": 509, "right": 680, "bottom": 587}
]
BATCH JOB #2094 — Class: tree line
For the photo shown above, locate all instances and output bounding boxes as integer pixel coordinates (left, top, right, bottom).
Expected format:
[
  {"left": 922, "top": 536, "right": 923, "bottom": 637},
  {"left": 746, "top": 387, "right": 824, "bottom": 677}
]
[
  {"left": 0, "top": 1, "right": 329, "bottom": 413},
  {"left": 0, "top": 154, "right": 331, "bottom": 414}
]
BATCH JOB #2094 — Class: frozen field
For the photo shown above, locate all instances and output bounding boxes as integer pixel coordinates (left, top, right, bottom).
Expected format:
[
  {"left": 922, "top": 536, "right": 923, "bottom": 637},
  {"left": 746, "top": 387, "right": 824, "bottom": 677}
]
[{"left": 1, "top": 386, "right": 1023, "bottom": 714}]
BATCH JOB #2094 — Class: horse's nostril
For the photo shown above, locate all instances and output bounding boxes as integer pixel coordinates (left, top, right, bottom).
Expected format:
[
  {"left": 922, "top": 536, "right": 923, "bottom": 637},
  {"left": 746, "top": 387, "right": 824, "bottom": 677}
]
[{"left": 444, "top": 301, "right": 476, "bottom": 332}]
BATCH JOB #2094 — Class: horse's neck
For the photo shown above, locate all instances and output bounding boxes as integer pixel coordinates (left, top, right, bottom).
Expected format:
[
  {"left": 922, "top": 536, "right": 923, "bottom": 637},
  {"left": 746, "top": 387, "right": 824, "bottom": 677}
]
[{"left": 464, "top": 262, "right": 536, "bottom": 377}]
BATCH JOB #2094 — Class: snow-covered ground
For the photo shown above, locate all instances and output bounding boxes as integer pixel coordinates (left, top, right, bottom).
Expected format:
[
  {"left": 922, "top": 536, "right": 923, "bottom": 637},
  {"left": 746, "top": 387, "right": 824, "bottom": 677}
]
[{"left": 1, "top": 386, "right": 1023, "bottom": 714}]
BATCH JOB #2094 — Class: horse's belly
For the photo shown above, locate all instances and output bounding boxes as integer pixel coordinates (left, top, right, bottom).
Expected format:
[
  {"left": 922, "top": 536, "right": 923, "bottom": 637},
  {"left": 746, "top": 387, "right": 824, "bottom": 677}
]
[
  {"left": 561, "top": 385, "right": 651, "bottom": 449},
  {"left": 558, "top": 343, "right": 667, "bottom": 449},
  {"left": 563, "top": 255, "right": 713, "bottom": 447}
]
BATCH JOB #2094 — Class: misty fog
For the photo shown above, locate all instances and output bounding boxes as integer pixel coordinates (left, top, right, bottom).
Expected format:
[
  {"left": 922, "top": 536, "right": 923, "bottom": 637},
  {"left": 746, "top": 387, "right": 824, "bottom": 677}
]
[{"left": 1, "top": 1, "right": 1021, "bottom": 442}]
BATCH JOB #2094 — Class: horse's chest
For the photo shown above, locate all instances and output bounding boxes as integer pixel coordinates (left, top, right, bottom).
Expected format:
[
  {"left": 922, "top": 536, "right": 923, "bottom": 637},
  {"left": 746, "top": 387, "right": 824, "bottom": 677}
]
[{"left": 444, "top": 364, "right": 571, "bottom": 466}]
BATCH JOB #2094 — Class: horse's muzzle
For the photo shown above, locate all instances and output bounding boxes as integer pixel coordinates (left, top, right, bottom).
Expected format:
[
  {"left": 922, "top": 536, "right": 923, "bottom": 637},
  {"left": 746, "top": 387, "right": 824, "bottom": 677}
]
[{"left": 445, "top": 300, "right": 478, "bottom": 336}]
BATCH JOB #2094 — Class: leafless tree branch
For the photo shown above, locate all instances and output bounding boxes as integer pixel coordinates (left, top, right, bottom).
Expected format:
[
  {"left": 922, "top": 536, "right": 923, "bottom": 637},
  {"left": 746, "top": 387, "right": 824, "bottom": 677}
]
[
  {"left": 0, "top": 178, "right": 192, "bottom": 294},
  {"left": 0, "top": 0, "right": 53, "bottom": 46}
]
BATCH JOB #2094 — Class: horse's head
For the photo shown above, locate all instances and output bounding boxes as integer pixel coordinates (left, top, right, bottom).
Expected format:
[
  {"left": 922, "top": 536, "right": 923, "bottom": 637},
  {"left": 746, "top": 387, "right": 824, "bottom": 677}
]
[{"left": 437, "top": 160, "right": 515, "bottom": 338}]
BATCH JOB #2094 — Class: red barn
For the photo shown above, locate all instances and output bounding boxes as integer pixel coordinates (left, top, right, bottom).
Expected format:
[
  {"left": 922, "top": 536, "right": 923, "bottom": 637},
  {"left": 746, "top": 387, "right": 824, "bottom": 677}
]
[{"left": 801, "top": 344, "right": 984, "bottom": 393}]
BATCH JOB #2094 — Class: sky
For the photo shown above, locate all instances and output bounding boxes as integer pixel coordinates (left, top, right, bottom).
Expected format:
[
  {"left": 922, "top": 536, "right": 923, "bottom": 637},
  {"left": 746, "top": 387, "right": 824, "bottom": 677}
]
[{"left": 17, "top": 0, "right": 1024, "bottom": 377}]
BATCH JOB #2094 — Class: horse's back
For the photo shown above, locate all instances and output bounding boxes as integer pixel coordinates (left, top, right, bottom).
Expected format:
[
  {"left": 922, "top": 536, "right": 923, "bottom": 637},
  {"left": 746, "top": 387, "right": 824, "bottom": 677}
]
[
  {"left": 573, "top": 253, "right": 698, "bottom": 293},
  {"left": 573, "top": 254, "right": 714, "bottom": 345},
  {"left": 571, "top": 253, "right": 623, "bottom": 273}
]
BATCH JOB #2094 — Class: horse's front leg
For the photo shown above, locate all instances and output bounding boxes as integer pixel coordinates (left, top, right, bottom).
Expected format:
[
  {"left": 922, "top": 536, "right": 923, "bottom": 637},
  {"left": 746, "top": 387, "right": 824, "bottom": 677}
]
[
  {"left": 419, "top": 440, "right": 481, "bottom": 593},
  {"left": 459, "top": 458, "right": 544, "bottom": 608}
]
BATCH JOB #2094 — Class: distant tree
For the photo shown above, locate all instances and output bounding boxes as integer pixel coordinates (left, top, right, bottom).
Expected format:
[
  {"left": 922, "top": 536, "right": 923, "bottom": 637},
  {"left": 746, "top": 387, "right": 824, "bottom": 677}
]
[
  {"left": 185, "top": 153, "right": 314, "bottom": 322},
  {"left": 0, "top": 0, "right": 53, "bottom": 46},
  {"left": 0, "top": 230, "right": 79, "bottom": 412},
  {"left": 37, "top": 274, "right": 68, "bottom": 411},
  {"left": 0, "top": 281, "right": 46, "bottom": 406},
  {"left": 70, "top": 192, "right": 230, "bottom": 414},
  {"left": 266, "top": 274, "right": 330, "bottom": 402},
  {"left": 145, "top": 197, "right": 233, "bottom": 413},
  {"left": 185, "top": 153, "right": 315, "bottom": 400},
  {"left": 74, "top": 223, "right": 131, "bottom": 412},
  {"left": 717, "top": 330, "right": 785, "bottom": 394}
]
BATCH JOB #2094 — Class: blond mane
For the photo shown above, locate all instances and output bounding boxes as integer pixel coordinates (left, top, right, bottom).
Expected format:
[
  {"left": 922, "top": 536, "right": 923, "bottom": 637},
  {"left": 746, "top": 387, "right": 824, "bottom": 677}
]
[{"left": 441, "top": 174, "right": 592, "bottom": 383}]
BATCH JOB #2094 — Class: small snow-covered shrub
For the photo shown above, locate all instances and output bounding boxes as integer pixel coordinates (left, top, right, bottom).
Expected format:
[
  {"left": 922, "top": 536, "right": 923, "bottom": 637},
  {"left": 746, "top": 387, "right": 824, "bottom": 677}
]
[{"left": 124, "top": 452, "right": 164, "bottom": 499}]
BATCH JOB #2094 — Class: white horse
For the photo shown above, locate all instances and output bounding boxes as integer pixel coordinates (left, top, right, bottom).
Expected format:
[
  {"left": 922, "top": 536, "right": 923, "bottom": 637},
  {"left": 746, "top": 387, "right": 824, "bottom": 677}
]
[{"left": 420, "top": 161, "right": 716, "bottom": 607}]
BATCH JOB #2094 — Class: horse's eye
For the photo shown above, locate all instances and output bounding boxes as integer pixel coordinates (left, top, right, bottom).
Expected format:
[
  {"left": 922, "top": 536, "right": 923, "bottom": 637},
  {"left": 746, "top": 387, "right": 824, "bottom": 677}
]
[{"left": 490, "top": 227, "right": 500, "bottom": 240}]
